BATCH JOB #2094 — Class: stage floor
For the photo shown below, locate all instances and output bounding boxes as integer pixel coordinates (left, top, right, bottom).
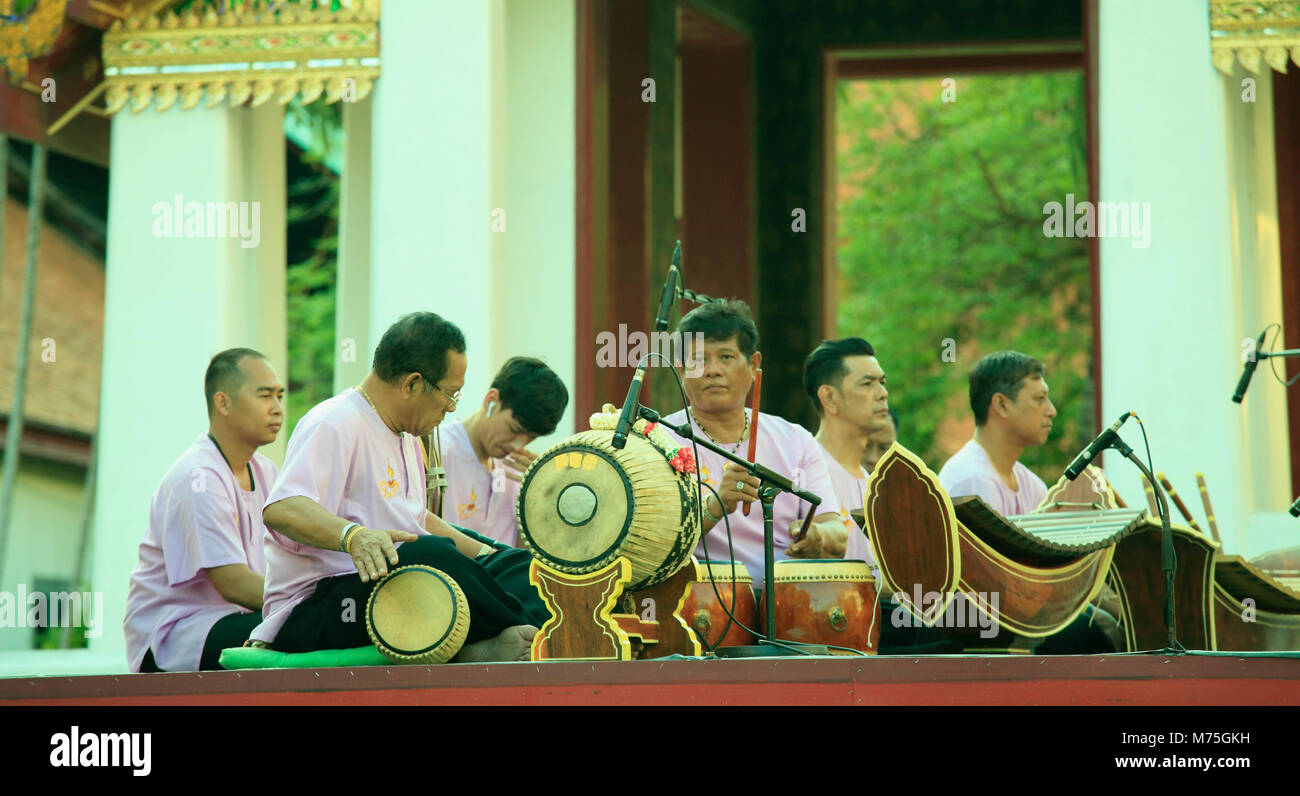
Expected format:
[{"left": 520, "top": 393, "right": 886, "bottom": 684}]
[{"left": 2, "top": 652, "right": 1298, "bottom": 706}]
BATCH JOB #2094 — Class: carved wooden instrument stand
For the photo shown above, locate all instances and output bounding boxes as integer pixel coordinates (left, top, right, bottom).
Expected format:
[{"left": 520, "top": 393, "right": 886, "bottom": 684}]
[{"left": 529, "top": 556, "right": 702, "bottom": 661}]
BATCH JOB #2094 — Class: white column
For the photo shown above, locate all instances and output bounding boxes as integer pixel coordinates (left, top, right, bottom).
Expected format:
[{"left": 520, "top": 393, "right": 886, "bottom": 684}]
[
  {"left": 82, "top": 102, "right": 286, "bottom": 672},
  {"left": 1098, "top": 0, "right": 1289, "bottom": 555},
  {"left": 504, "top": 0, "right": 577, "bottom": 448},
  {"left": 369, "top": 0, "right": 500, "bottom": 403},
  {"left": 368, "top": 0, "right": 576, "bottom": 448},
  {"left": 335, "top": 95, "right": 373, "bottom": 395}
]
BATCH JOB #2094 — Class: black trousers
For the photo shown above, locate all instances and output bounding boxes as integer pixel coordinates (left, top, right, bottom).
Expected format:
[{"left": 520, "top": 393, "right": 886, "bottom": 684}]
[
  {"left": 271, "top": 534, "right": 550, "bottom": 653},
  {"left": 140, "top": 609, "right": 263, "bottom": 672}
]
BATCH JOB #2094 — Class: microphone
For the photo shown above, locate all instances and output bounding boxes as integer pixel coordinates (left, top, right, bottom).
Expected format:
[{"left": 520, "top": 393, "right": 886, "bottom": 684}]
[
  {"left": 1290, "top": 494, "right": 1300, "bottom": 518},
  {"left": 1232, "top": 330, "right": 1268, "bottom": 403},
  {"left": 1063, "top": 411, "right": 1133, "bottom": 481},
  {"left": 614, "top": 242, "right": 682, "bottom": 450},
  {"left": 653, "top": 241, "right": 682, "bottom": 333},
  {"left": 611, "top": 365, "right": 645, "bottom": 450}
]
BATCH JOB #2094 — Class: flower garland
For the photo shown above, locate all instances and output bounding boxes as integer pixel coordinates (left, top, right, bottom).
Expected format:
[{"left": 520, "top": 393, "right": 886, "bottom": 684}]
[{"left": 589, "top": 403, "right": 697, "bottom": 474}]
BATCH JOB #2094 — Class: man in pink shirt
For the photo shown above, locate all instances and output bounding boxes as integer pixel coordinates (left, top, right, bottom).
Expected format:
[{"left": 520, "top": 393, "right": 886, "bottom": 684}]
[
  {"left": 125, "top": 348, "right": 284, "bottom": 672},
  {"left": 938, "top": 351, "right": 1119, "bottom": 653},
  {"left": 801, "top": 337, "right": 889, "bottom": 576},
  {"left": 438, "top": 357, "right": 568, "bottom": 547},
  {"left": 658, "top": 300, "right": 845, "bottom": 584},
  {"left": 938, "top": 351, "right": 1054, "bottom": 516},
  {"left": 251, "top": 312, "right": 546, "bottom": 662}
]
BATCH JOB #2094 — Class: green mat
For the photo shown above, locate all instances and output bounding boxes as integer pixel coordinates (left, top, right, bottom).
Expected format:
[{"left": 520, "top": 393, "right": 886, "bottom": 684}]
[{"left": 219, "top": 645, "right": 390, "bottom": 670}]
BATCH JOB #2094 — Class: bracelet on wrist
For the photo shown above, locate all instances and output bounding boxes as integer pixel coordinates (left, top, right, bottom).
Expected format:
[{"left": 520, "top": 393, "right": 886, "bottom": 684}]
[{"left": 338, "top": 522, "right": 360, "bottom": 552}]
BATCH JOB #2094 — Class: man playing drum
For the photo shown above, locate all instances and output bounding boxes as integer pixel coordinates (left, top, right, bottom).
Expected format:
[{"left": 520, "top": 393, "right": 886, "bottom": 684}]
[
  {"left": 249, "top": 312, "right": 548, "bottom": 662},
  {"left": 658, "top": 300, "right": 846, "bottom": 584},
  {"left": 801, "top": 337, "right": 888, "bottom": 578},
  {"left": 438, "top": 356, "right": 569, "bottom": 547},
  {"left": 125, "top": 348, "right": 283, "bottom": 672}
]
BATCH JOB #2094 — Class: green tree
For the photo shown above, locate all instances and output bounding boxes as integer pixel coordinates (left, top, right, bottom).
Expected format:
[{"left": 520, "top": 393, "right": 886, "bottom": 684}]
[{"left": 836, "top": 72, "right": 1092, "bottom": 482}]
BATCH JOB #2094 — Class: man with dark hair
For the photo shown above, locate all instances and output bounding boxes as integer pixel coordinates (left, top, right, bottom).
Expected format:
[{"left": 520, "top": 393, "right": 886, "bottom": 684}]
[
  {"left": 438, "top": 356, "right": 569, "bottom": 546},
  {"left": 939, "top": 350, "right": 1055, "bottom": 516},
  {"left": 657, "top": 299, "right": 847, "bottom": 583},
  {"left": 861, "top": 409, "right": 899, "bottom": 475},
  {"left": 251, "top": 312, "right": 548, "bottom": 662},
  {"left": 802, "top": 337, "right": 890, "bottom": 576},
  {"left": 125, "top": 348, "right": 283, "bottom": 672}
]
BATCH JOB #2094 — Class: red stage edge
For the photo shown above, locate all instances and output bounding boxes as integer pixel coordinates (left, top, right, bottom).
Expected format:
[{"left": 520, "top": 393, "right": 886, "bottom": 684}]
[{"left": 2, "top": 654, "right": 1297, "bottom": 707}]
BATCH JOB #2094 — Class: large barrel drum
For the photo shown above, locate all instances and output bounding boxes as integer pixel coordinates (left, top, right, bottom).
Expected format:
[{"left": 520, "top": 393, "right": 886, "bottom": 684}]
[{"left": 517, "top": 430, "right": 701, "bottom": 591}]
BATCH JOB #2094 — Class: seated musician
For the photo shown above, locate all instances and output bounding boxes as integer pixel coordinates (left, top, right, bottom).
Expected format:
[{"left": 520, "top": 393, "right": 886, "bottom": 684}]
[
  {"left": 938, "top": 351, "right": 1052, "bottom": 515},
  {"left": 861, "top": 408, "right": 898, "bottom": 475},
  {"left": 802, "top": 337, "right": 888, "bottom": 576},
  {"left": 438, "top": 357, "right": 569, "bottom": 547},
  {"left": 657, "top": 299, "right": 846, "bottom": 583},
  {"left": 249, "top": 312, "right": 549, "bottom": 662},
  {"left": 940, "top": 351, "right": 1120, "bottom": 652},
  {"left": 124, "top": 348, "right": 282, "bottom": 672}
]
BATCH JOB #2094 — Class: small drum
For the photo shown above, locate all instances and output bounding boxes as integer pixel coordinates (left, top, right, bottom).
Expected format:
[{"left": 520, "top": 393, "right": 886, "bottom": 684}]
[
  {"left": 683, "top": 560, "right": 757, "bottom": 650},
  {"left": 760, "top": 559, "right": 880, "bottom": 654},
  {"left": 366, "top": 565, "right": 470, "bottom": 664},
  {"left": 518, "top": 430, "right": 702, "bottom": 591}
]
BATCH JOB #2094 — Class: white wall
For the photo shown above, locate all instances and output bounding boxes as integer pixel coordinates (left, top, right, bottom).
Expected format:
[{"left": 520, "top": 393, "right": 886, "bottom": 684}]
[{"left": 1097, "top": 0, "right": 1291, "bottom": 556}]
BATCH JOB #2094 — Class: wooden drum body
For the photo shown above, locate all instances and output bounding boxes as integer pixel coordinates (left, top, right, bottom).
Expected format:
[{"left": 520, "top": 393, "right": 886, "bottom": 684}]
[
  {"left": 518, "top": 430, "right": 702, "bottom": 591},
  {"left": 366, "top": 565, "right": 470, "bottom": 664},
  {"left": 682, "top": 560, "right": 757, "bottom": 650},
  {"left": 761, "top": 559, "right": 880, "bottom": 654}
]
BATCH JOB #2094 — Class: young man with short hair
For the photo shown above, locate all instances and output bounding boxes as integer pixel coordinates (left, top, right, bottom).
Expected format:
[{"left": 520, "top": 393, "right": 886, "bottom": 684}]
[{"left": 438, "top": 356, "right": 569, "bottom": 546}]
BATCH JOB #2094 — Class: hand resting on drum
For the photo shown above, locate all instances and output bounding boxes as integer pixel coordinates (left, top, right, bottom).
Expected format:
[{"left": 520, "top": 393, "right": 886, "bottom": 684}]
[
  {"left": 347, "top": 527, "right": 419, "bottom": 583},
  {"left": 784, "top": 515, "right": 847, "bottom": 560}
]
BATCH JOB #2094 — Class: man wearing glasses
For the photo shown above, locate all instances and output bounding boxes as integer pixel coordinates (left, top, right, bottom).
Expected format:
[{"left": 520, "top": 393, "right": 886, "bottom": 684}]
[{"left": 249, "top": 312, "right": 548, "bottom": 662}]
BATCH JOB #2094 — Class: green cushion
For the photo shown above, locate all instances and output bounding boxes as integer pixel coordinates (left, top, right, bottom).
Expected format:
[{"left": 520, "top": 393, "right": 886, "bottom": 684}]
[{"left": 219, "top": 645, "right": 390, "bottom": 670}]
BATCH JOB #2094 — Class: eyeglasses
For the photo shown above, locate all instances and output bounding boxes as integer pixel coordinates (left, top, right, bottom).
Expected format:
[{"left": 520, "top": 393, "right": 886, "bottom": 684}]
[{"left": 430, "top": 381, "right": 463, "bottom": 409}]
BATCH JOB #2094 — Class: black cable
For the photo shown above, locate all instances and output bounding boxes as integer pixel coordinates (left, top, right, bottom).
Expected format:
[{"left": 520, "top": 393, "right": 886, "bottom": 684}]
[{"left": 1133, "top": 414, "right": 1185, "bottom": 654}]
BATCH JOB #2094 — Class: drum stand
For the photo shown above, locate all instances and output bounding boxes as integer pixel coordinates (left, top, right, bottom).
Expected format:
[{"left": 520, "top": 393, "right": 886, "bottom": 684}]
[{"left": 529, "top": 556, "right": 702, "bottom": 661}]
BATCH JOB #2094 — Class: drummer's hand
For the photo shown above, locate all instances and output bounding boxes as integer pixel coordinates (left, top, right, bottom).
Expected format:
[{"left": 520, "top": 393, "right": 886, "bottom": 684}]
[
  {"left": 785, "top": 515, "right": 847, "bottom": 559},
  {"left": 501, "top": 448, "right": 538, "bottom": 483},
  {"left": 717, "top": 463, "right": 761, "bottom": 515},
  {"left": 349, "top": 527, "right": 419, "bottom": 583}
]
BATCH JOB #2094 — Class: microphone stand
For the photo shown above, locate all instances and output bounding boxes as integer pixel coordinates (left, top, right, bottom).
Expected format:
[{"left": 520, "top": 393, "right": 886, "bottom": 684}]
[
  {"left": 631, "top": 404, "right": 825, "bottom": 657},
  {"left": 1108, "top": 435, "right": 1181, "bottom": 652}
]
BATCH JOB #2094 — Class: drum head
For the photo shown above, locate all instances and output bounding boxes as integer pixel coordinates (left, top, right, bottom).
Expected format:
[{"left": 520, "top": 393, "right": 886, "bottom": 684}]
[
  {"left": 366, "top": 565, "right": 470, "bottom": 664},
  {"left": 519, "top": 444, "right": 633, "bottom": 571}
]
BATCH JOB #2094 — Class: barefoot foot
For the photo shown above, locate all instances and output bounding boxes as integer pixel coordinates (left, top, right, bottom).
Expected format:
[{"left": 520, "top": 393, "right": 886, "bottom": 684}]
[{"left": 454, "top": 625, "right": 538, "bottom": 662}]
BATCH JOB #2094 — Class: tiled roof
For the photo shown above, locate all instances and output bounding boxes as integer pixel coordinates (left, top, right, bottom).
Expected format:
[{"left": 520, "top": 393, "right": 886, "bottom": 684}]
[{"left": 0, "top": 196, "right": 103, "bottom": 436}]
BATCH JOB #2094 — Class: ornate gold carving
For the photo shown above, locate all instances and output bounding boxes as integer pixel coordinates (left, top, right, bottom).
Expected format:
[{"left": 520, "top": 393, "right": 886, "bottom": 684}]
[
  {"left": 1211, "top": 1, "right": 1300, "bottom": 74},
  {"left": 102, "top": 0, "right": 380, "bottom": 114},
  {"left": 0, "top": 0, "right": 72, "bottom": 82}
]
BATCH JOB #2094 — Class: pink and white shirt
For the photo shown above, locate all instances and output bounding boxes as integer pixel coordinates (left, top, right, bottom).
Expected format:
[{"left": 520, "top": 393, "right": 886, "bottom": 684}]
[
  {"left": 437, "top": 419, "right": 521, "bottom": 546},
  {"left": 938, "top": 438, "right": 1047, "bottom": 517},
  {"left": 251, "top": 389, "right": 431, "bottom": 644},
  {"left": 817, "top": 443, "right": 880, "bottom": 576},
  {"left": 124, "top": 433, "right": 275, "bottom": 672},
  {"left": 659, "top": 409, "right": 844, "bottom": 582}
]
